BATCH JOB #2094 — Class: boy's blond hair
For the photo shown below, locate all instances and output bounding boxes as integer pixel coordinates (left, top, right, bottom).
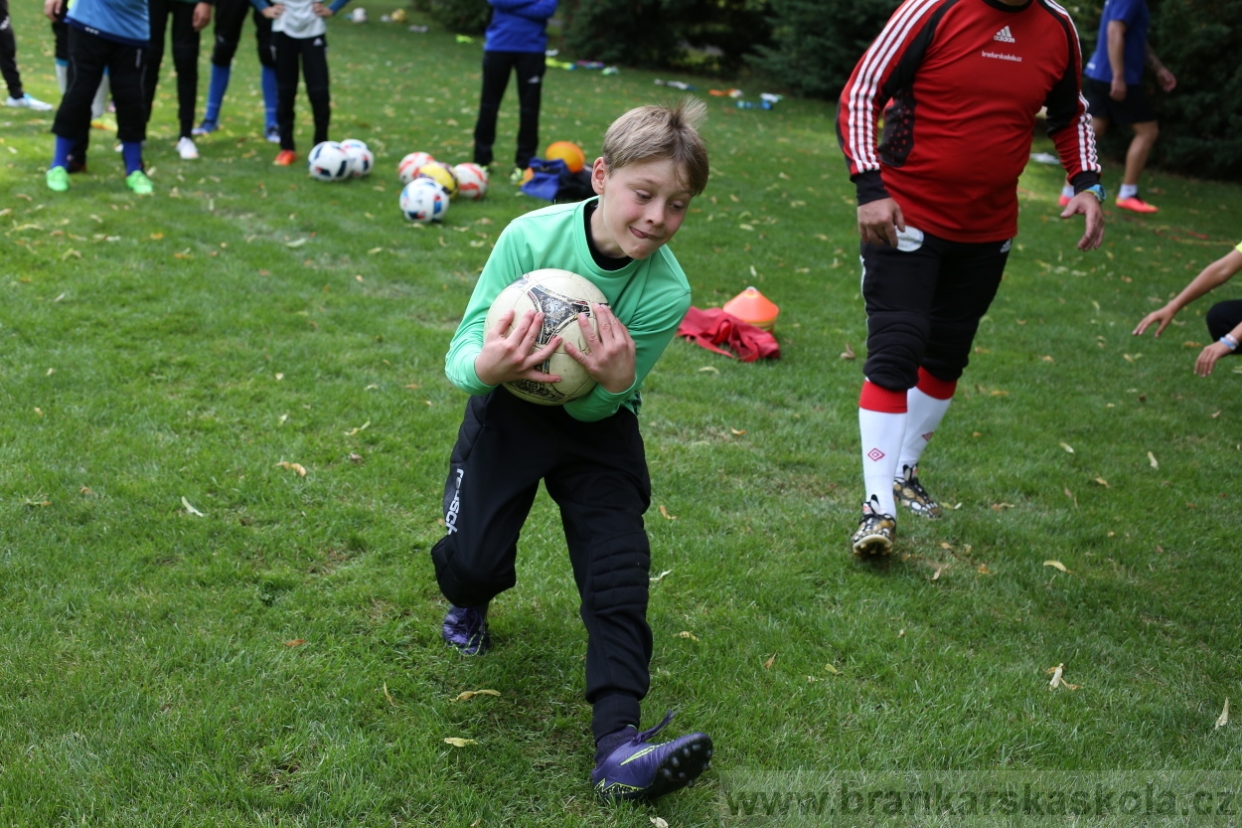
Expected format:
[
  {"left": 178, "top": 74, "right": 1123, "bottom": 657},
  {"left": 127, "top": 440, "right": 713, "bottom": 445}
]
[{"left": 600, "top": 98, "right": 709, "bottom": 197}]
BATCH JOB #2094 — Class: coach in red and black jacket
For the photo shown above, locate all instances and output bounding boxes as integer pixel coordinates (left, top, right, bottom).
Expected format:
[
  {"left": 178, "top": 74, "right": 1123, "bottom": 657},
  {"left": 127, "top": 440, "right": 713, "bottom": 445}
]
[{"left": 835, "top": 0, "right": 1105, "bottom": 557}]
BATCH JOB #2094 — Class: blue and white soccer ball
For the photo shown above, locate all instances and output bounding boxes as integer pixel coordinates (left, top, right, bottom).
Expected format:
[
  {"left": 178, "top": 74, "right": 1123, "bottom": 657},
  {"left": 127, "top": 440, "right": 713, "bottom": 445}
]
[
  {"left": 308, "top": 141, "right": 351, "bottom": 182},
  {"left": 399, "top": 178, "right": 450, "bottom": 222},
  {"left": 339, "top": 138, "right": 373, "bottom": 178}
]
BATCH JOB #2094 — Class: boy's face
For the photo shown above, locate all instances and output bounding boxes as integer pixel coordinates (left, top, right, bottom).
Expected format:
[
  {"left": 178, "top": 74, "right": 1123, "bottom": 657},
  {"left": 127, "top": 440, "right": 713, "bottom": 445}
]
[{"left": 589, "top": 157, "right": 693, "bottom": 260}]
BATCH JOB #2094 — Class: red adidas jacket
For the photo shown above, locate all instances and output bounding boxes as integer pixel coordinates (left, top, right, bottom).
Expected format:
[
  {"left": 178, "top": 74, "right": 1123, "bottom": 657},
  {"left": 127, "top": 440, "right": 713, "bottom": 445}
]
[{"left": 837, "top": 0, "right": 1101, "bottom": 243}]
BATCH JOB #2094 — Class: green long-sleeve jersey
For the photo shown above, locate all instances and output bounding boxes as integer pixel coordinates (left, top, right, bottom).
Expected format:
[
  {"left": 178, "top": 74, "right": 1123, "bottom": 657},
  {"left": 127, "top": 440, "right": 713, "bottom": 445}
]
[{"left": 444, "top": 198, "right": 692, "bottom": 423}]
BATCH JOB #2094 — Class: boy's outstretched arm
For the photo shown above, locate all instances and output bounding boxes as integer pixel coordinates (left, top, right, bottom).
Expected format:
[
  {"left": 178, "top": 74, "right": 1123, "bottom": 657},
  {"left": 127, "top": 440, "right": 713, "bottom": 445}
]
[{"left": 1134, "top": 248, "right": 1242, "bottom": 338}]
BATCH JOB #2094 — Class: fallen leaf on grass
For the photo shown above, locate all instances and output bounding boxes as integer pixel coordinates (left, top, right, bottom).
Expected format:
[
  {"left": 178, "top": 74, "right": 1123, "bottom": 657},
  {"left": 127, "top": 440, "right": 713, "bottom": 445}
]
[
  {"left": 697, "top": 366, "right": 719, "bottom": 374},
  {"left": 1041, "top": 355, "right": 1055, "bottom": 363},
  {"left": 651, "top": 817, "right": 669, "bottom": 828},
  {"left": 383, "top": 683, "right": 396, "bottom": 706},
  {"left": 181, "top": 497, "right": 204, "bottom": 517},
  {"left": 731, "top": 428, "right": 746, "bottom": 436},
  {"left": 276, "top": 461, "right": 307, "bottom": 477},
  {"left": 454, "top": 689, "right": 501, "bottom": 702},
  {"left": 79, "top": 486, "right": 95, "bottom": 496},
  {"left": 1216, "top": 699, "right": 1230, "bottom": 729},
  {"left": 840, "top": 342, "right": 856, "bottom": 360},
  {"left": 991, "top": 503, "right": 1015, "bottom": 511},
  {"left": 650, "top": 569, "right": 673, "bottom": 583},
  {"left": 286, "top": 238, "right": 307, "bottom": 248},
  {"left": 349, "top": 453, "right": 364, "bottom": 464},
  {"left": 658, "top": 505, "right": 677, "bottom": 520},
  {"left": 1060, "top": 442, "right": 1074, "bottom": 454},
  {"left": 824, "top": 663, "right": 841, "bottom": 675},
  {"left": 1043, "top": 560, "right": 1069, "bottom": 572},
  {"left": 1046, "top": 663, "right": 1080, "bottom": 691},
  {"left": 1148, "top": 451, "right": 1159, "bottom": 469},
  {"left": 1064, "top": 488, "right": 1077, "bottom": 507},
  {"left": 976, "top": 564, "right": 991, "bottom": 575},
  {"left": 344, "top": 421, "right": 370, "bottom": 436},
  {"left": 444, "top": 738, "right": 478, "bottom": 748},
  {"left": 283, "top": 639, "right": 306, "bottom": 647},
  {"left": 764, "top": 654, "right": 777, "bottom": 669},
  {"left": 678, "top": 631, "right": 699, "bottom": 641},
  {"left": 1092, "top": 477, "right": 1110, "bottom": 488}
]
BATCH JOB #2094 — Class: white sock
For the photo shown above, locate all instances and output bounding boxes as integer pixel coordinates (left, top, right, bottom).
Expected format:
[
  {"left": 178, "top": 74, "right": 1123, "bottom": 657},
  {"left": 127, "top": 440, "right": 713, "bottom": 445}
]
[
  {"left": 1061, "top": 184, "right": 1074, "bottom": 198},
  {"left": 898, "top": 386, "right": 954, "bottom": 475},
  {"left": 1119, "top": 183, "right": 1138, "bottom": 200},
  {"left": 860, "top": 407, "right": 905, "bottom": 517},
  {"left": 55, "top": 61, "right": 69, "bottom": 94}
]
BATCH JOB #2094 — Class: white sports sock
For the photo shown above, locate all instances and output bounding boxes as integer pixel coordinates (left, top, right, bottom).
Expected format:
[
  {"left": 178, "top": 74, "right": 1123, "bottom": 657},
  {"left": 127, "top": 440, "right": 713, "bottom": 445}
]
[
  {"left": 55, "top": 62, "right": 69, "bottom": 94},
  {"left": 898, "top": 386, "right": 954, "bottom": 475},
  {"left": 1061, "top": 184, "right": 1074, "bottom": 198},
  {"left": 1119, "top": 183, "right": 1138, "bottom": 200},
  {"left": 860, "top": 407, "right": 905, "bottom": 517}
]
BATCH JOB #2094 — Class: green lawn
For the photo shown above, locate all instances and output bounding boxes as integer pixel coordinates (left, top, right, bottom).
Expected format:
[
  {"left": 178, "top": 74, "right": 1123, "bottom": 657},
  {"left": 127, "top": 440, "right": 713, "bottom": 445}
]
[{"left": 1, "top": 2, "right": 1240, "bottom": 826}]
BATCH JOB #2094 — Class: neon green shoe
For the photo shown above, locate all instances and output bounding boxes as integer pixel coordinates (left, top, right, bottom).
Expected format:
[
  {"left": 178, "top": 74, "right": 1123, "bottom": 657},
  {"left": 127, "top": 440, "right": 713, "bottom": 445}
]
[
  {"left": 46, "top": 166, "right": 69, "bottom": 192},
  {"left": 126, "top": 169, "right": 154, "bottom": 195}
]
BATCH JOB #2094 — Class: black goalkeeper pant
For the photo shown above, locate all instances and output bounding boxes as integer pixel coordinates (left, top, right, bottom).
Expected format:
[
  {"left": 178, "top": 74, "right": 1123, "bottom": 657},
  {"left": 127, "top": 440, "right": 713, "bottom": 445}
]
[{"left": 431, "top": 387, "right": 653, "bottom": 741}]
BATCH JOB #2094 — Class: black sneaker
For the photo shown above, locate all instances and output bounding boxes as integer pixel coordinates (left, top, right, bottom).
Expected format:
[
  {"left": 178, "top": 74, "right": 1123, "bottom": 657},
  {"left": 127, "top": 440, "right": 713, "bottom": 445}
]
[
  {"left": 441, "top": 604, "right": 490, "bottom": 655},
  {"left": 893, "top": 465, "right": 942, "bottom": 519},
  {"left": 851, "top": 495, "right": 896, "bottom": 556}
]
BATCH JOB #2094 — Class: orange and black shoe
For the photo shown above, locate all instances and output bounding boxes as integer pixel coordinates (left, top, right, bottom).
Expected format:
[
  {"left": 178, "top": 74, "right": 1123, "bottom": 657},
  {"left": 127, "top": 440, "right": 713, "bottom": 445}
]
[{"left": 273, "top": 149, "right": 297, "bottom": 166}]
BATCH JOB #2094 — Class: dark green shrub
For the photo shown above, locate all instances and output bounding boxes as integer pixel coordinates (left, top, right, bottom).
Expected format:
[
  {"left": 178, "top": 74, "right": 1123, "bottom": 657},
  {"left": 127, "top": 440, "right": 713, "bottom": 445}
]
[
  {"left": 428, "top": 0, "right": 490, "bottom": 34},
  {"left": 746, "top": 0, "right": 896, "bottom": 99}
]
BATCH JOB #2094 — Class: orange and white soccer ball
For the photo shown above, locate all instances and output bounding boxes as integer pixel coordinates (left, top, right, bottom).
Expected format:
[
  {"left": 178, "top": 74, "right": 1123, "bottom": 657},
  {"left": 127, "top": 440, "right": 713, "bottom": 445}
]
[
  {"left": 453, "top": 163, "right": 489, "bottom": 200},
  {"left": 397, "top": 151, "right": 435, "bottom": 185}
]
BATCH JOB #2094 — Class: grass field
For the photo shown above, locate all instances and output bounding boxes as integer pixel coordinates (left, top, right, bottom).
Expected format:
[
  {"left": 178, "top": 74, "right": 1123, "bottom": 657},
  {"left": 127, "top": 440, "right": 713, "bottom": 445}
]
[{"left": 2, "top": 2, "right": 1240, "bottom": 825}]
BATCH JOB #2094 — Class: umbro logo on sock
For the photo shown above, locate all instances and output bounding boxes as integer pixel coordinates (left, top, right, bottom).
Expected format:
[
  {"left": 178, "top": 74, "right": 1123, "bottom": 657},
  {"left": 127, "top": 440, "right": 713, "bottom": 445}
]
[{"left": 993, "top": 26, "right": 1015, "bottom": 42}]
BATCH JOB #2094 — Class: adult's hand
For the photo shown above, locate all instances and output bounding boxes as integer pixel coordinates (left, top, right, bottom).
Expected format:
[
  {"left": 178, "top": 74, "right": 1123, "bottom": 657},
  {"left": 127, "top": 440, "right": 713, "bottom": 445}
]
[
  {"left": 857, "top": 198, "right": 905, "bottom": 248},
  {"left": 1109, "top": 76, "right": 1127, "bottom": 101},
  {"left": 1059, "top": 191, "right": 1104, "bottom": 251},
  {"left": 43, "top": 0, "right": 64, "bottom": 21},
  {"left": 1156, "top": 67, "right": 1177, "bottom": 92}
]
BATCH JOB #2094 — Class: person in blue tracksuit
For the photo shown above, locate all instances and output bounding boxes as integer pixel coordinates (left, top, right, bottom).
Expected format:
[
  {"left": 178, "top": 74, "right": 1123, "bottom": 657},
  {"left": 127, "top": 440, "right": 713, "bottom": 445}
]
[{"left": 471, "top": 0, "right": 557, "bottom": 176}]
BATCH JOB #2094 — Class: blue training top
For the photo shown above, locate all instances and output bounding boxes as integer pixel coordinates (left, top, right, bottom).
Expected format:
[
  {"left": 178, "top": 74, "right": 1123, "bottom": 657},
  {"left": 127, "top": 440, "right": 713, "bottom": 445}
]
[
  {"left": 1084, "top": 0, "right": 1149, "bottom": 87},
  {"left": 65, "top": 0, "right": 150, "bottom": 47},
  {"left": 484, "top": 0, "right": 557, "bottom": 53}
]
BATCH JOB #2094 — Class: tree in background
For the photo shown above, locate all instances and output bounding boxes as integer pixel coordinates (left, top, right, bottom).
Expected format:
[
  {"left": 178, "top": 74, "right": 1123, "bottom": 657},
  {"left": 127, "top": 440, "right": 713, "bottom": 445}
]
[{"left": 745, "top": 0, "right": 894, "bottom": 99}]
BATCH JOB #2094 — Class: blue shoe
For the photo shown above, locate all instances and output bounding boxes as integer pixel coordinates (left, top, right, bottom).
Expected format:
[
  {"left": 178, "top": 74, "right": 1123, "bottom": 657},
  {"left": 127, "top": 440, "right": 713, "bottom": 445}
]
[
  {"left": 442, "top": 604, "right": 490, "bottom": 655},
  {"left": 591, "top": 711, "right": 713, "bottom": 802}
]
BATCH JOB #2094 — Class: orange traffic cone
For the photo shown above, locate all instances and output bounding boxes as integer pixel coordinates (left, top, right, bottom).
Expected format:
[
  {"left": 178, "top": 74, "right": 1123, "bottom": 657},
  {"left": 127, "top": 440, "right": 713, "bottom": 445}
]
[{"left": 723, "top": 286, "right": 780, "bottom": 331}]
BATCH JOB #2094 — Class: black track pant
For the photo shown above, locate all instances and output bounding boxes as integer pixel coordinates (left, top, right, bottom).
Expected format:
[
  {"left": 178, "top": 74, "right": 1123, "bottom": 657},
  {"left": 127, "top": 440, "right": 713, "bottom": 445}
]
[
  {"left": 861, "top": 230, "right": 1010, "bottom": 391},
  {"left": 272, "top": 30, "right": 328, "bottom": 152},
  {"left": 210, "top": 0, "right": 273, "bottom": 68},
  {"left": 431, "top": 388, "right": 653, "bottom": 741},
  {"left": 0, "top": 0, "right": 25, "bottom": 100},
  {"left": 1207, "top": 300, "right": 1242, "bottom": 350},
  {"left": 53, "top": 26, "right": 146, "bottom": 145},
  {"left": 472, "top": 50, "right": 545, "bottom": 170},
  {"left": 145, "top": 0, "right": 199, "bottom": 139}
]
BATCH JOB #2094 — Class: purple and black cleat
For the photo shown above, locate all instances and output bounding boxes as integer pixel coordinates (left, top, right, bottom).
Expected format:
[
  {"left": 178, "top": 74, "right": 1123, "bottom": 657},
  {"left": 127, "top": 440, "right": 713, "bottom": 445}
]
[
  {"left": 591, "top": 711, "right": 713, "bottom": 802},
  {"left": 441, "top": 604, "right": 490, "bottom": 655}
]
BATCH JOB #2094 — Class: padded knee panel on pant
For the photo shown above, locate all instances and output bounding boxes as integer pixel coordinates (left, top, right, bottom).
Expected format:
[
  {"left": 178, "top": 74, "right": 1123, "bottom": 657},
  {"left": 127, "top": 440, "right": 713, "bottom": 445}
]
[
  {"left": 922, "top": 319, "right": 980, "bottom": 382},
  {"left": 431, "top": 535, "right": 516, "bottom": 609},
  {"left": 863, "top": 310, "right": 930, "bottom": 391},
  {"left": 587, "top": 532, "right": 651, "bottom": 617},
  {"left": 211, "top": 36, "right": 239, "bottom": 66}
]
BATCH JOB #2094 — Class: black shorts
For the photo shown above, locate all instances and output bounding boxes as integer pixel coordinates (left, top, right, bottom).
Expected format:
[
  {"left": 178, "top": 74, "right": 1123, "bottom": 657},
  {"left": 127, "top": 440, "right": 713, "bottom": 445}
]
[{"left": 1083, "top": 76, "right": 1156, "bottom": 125}]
